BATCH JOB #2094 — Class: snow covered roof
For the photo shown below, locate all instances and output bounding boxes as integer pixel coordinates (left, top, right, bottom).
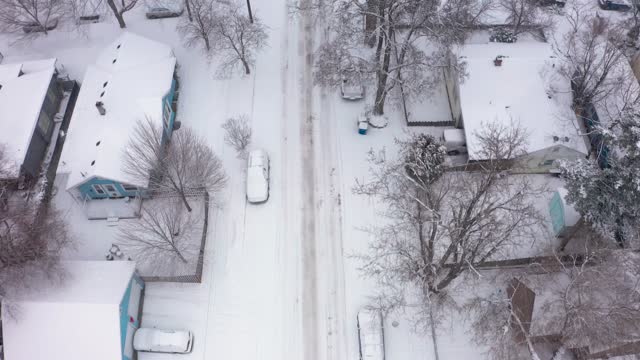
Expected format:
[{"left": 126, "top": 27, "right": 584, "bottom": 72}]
[
  {"left": 592, "top": 54, "right": 640, "bottom": 126},
  {"left": 0, "top": 58, "right": 57, "bottom": 178},
  {"left": 58, "top": 32, "right": 176, "bottom": 190},
  {"left": 1, "top": 261, "right": 136, "bottom": 360},
  {"left": 458, "top": 42, "right": 588, "bottom": 160}
]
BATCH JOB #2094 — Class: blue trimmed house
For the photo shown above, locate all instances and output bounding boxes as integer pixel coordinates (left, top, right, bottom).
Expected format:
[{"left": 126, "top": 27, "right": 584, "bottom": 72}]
[
  {"left": 58, "top": 32, "right": 179, "bottom": 200},
  {"left": 1, "top": 261, "right": 145, "bottom": 360}
]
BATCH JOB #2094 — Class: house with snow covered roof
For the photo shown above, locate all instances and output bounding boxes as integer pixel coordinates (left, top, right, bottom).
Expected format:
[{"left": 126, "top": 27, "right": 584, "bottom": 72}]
[
  {"left": 508, "top": 274, "right": 640, "bottom": 358},
  {"left": 580, "top": 52, "right": 640, "bottom": 169},
  {"left": 58, "top": 32, "right": 178, "bottom": 200},
  {"left": 0, "top": 58, "right": 65, "bottom": 184},
  {"left": 454, "top": 42, "right": 589, "bottom": 173},
  {"left": 1, "top": 261, "right": 145, "bottom": 360}
]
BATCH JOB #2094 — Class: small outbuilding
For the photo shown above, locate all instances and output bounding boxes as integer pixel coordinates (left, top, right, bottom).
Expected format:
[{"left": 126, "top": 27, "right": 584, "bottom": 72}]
[{"left": 1, "top": 261, "right": 145, "bottom": 360}]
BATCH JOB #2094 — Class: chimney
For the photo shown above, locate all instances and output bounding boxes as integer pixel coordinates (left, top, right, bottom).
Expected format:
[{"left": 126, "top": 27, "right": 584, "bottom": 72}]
[
  {"left": 494, "top": 55, "right": 503, "bottom": 67},
  {"left": 95, "top": 101, "right": 106, "bottom": 115}
]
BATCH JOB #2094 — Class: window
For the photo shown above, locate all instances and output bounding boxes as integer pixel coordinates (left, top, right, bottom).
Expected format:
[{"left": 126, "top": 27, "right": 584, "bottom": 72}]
[
  {"left": 104, "top": 184, "right": 116, "bottom": 192},
  {"left": 542, "top": 159, "right": 555, "bottom": 166},
  {"left": 45, "top": 86, "right": 58, "bottom": 105},
  {"left": 163, "top": 99, "right": 172, "bottom": 129},
  {"left": 122, "top": 184, "right": 138, "bottom": 192},
  {"left": 37, "top": 111, "right": 51, "bottom": 134},
  {"left": 92, "top": 184, "right": 105, "bottom": 194}
]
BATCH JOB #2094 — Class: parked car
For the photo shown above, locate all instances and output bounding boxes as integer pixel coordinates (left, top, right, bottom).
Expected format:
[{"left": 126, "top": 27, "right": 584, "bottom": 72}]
[
  {"left": 598, "top": 0, "right": 630, "bottom": 10},
  {"left": 341, "top": 77, "right": 365, "bottom": 100},
  {"left": 77, "top": 14, "right": 101, "bottom": 24},
  {"left": 133, "top": 328, "right": 194, "bottom": 354},
  {"left": 146, "top": 7, "right": 184, "bottom": 19},
  {"left": 22, "top": 19, "right": 58, "bottom": 33},
  {"left": 246, "top": 149, "right": 270, "bottom": 203},
  {"left": 442, "top": 128, "right": 467, "bottom": 155},
  {"left": 537, "top": 0, "right": 566, "bottom": 6},
  {"left": 357, "top": 309, "right": 385, "bottom": 360}
]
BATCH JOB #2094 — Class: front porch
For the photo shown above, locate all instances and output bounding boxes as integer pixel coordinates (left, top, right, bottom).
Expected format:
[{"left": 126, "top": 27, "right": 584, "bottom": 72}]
[{"left": 84, "top": 196, "right": 142, "bottom": 220}]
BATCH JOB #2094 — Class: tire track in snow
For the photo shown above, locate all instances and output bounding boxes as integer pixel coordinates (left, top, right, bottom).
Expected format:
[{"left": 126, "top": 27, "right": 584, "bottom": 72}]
[
  {"left": 280, "top": 1, "right": 304, "bottom": 359},
  {"left": 300, "top": 2, "right": 321, "bottom": 360}
]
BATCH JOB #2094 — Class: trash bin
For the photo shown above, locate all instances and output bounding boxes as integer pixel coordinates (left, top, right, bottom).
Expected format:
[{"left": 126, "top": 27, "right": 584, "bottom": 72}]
[{"left": 358, "top": 115, "right": 369, "bottom": 135}]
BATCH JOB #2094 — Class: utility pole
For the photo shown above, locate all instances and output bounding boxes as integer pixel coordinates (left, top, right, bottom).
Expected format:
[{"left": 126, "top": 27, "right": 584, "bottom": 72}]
[{"left": 246, "top": 0, "right": 254, "bottom": 23}]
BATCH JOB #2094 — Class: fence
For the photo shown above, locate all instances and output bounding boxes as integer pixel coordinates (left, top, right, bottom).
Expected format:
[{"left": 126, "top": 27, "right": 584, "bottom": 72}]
[{"left": 141, "top": 191, "right": 210, "bottom": 283}]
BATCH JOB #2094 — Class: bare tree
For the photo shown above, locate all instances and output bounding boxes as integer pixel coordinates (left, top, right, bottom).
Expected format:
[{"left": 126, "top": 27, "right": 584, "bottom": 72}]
[
  {"left": 499, "top": 0, "right": 551, "bottom": 39},
  {"left": 177, "top": 0, "right": 216, "bottom": 52},
  {"left": 210, "top": 3, "right": 268, "bottom": 75},
  {"left": 105, "top": 0, "right": 138, "bottom": 28},
  {"left": 0, "top": 202, "right": 72, "bottom": 305},
  {"left": 184, "top": 0, "right": 193, "bottom": 21},
  {"left": 122, "top": 118, "right": 227, "bottom": 212},
  {"left": 222, "top": 115, "right": 252, "bottom": 157},
  {"left": 0, "top": 0, "right": 66, "bottom": 35},
  {"left": 541, "top": 251, "right": 640, "bottom": 354},
  {"left": 311, "top": 0, "right": 491, "bottom": 115},
  {"left": 354, "top": 124, "right": 543, "bottom": 330},
  {"left": 465, "top": 282, "right": 542, "bottom": 360},
  {"left": 554, "top": 8, "right": 627, "bottom": 111},
  {"left": 468, "top": 251, "right": 640, "bottom": 359},
  {"left": 117, "top": 198, "right": 200, "bottom": 269},
  {"left": 63, "top": 0, "right": 109, "bottom": 35}
]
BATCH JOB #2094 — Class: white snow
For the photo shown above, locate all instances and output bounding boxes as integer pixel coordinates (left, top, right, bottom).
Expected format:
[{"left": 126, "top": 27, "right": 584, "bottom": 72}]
[
  {"left": 58, "top": 32, "right": 176, "bottom": 190},
  {"left": 0, "top": 58, "right": 57, "bottom": 177},
  {"left": 1, "top": 261, "right": 135, "bottom": 360},
  {"left": 457, "top": 42, "right": 588, "bottom": 160}
]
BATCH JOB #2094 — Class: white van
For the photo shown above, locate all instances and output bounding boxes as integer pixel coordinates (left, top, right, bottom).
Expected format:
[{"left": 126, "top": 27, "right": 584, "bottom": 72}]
[{"left": 357, "top": 309, "right": 385, "bottom": 360}]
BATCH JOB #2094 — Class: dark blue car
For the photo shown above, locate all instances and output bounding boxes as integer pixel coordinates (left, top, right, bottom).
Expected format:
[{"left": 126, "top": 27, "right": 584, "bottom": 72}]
[{"left": 598, "top": 0, "right": 631, "bottom": 11}]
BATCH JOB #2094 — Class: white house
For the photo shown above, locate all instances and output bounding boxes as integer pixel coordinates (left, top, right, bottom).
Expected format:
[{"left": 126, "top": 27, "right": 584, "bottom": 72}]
[
  {"left": 0, "top": 58, "right": 65, "bottom": 183},
  {"left": 1, "top": 261, "right": 144, "bottom": 360},
  {"left": 455, "top": 42, "right": 589, "bottom": 172},
  {"left": 58, "top": 32, "right": 178, "bottom": 200}
]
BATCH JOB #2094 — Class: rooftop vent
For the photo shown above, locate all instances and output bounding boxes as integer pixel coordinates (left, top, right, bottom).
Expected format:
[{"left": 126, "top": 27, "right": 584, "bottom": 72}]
[
  {"left": 494, "top": 55, "right": 503, "bottom": 67},
  {"left": 96, "top": 141, "right": 101, "bottom": 146},
  {"left": 95, "top": 101, "right": 106, "bottom": 116}
]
